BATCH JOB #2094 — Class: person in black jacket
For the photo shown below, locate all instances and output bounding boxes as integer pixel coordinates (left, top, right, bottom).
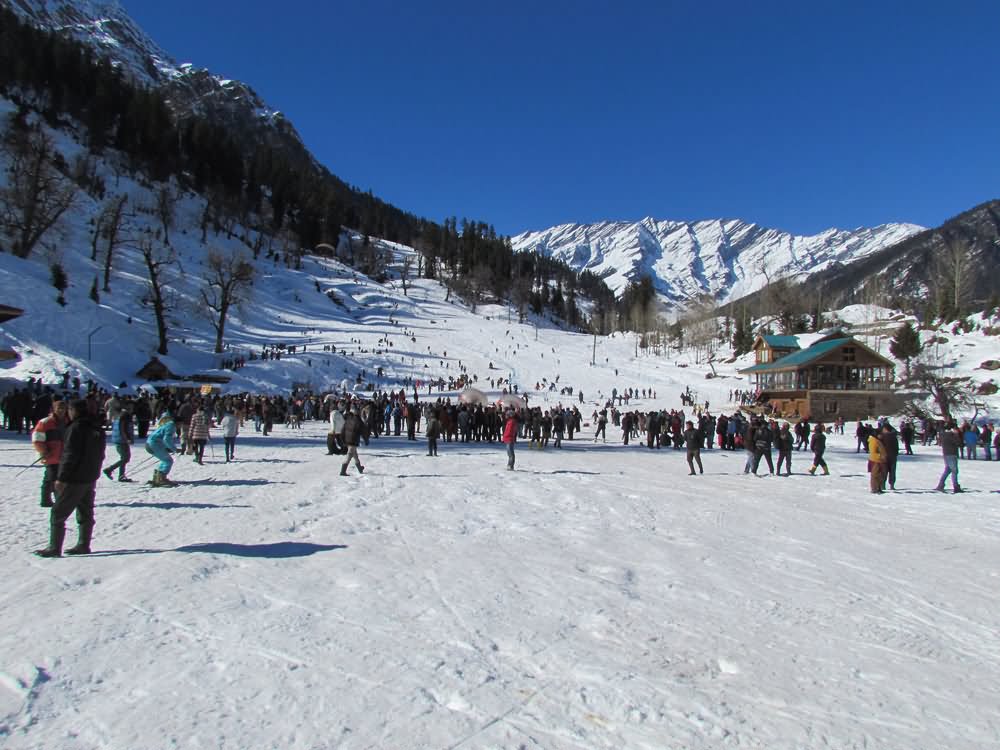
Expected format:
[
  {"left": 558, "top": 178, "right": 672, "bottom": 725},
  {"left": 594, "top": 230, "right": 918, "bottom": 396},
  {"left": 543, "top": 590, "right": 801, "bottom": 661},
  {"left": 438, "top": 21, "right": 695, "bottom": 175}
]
[
  {"left": 808, "top": 423, "right": 830, "bottom": 475},
  {"left": 880, "top": 423, "right": 900, "bottom": 490},
  {"left": 752, "top": 421, "right": 775, "bottom": 475},
  {"left": 775, "top": 422, "right": 794, "bottom": 476},
  {"left": 683, "top": 421, "right": 703, "bottom": 475},
  {"left": 35, "top": 399, "right": 106, "bottom": 557}
]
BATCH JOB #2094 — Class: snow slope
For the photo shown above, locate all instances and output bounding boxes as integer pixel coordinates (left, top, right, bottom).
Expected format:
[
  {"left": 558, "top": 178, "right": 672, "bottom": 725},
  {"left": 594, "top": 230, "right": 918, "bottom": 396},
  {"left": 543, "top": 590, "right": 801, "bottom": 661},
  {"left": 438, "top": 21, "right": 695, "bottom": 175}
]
[{"left": 511, "top": 218, "right": 923, "bottom": 308}]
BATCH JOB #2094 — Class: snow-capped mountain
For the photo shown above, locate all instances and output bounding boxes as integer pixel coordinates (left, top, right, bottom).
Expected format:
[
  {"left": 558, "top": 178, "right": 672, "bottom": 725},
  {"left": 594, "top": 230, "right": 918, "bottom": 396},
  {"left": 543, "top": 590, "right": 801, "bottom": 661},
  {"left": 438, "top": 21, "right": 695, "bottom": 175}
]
[
  {"left": 511, "top": 218, "right": 923, "bottom": 309},
  {"left": 3, "top": 0, "right": 308, "bottom": 159}
]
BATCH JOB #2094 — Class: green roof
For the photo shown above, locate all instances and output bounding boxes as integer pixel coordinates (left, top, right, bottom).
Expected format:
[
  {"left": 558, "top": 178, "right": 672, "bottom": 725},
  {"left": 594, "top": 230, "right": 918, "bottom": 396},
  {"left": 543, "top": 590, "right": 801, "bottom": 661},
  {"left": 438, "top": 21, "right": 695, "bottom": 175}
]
[
  {"left": 741, "top": 338, "right": 853, "bottom": 373},
  {"left": 762, "top": 335, "right": 800, "bottom": 349}
]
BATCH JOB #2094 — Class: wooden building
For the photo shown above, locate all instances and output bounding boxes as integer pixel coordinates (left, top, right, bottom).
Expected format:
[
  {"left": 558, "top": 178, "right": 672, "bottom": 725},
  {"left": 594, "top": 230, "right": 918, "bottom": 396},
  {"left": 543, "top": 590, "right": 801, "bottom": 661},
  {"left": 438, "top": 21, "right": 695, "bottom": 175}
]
[
  {"left": 740, "top": 331, "right": 898, "bottom": 420},
  {"left": 0, "top": 304, "right": 24, "bottom": 362}
]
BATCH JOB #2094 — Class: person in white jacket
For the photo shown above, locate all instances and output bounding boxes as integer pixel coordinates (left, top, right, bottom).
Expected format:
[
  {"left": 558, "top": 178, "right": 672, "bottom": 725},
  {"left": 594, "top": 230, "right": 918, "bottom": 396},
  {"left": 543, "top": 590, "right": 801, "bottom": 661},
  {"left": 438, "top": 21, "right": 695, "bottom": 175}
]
[
  {"left": 219, "top": 408, "right": 239, "bottom": 462},
  {"left": 328, "top": 403, "right": 347, "bottom": 455}
]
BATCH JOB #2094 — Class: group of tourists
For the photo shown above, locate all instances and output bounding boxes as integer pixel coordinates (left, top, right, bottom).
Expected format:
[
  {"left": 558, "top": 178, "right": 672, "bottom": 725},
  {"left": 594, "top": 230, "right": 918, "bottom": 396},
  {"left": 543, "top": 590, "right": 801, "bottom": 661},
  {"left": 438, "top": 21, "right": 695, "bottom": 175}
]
[{"left": 8, "top": 373, "right": 997, "bottom": 560}]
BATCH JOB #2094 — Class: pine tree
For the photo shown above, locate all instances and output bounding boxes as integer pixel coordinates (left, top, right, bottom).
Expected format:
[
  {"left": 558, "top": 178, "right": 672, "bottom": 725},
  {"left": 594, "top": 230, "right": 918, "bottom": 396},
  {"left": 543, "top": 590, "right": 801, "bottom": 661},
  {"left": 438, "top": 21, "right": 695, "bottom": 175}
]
[
  {"left": 732, "top": 311, "right": 754, "bottom": 356},
  {"left": 889, "top": 321, "right": 922, "bottom": 380},
  {"left": 50, "top": 262, "right": 68, "bottom": 306}
]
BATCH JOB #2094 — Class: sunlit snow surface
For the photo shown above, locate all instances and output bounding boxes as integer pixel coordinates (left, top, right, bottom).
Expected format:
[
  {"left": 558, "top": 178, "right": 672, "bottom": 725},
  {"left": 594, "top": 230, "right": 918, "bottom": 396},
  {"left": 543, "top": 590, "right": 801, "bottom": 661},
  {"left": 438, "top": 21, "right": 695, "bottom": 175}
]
[{"left": 2, "top": 421, "right": 999, "bottom": 749}]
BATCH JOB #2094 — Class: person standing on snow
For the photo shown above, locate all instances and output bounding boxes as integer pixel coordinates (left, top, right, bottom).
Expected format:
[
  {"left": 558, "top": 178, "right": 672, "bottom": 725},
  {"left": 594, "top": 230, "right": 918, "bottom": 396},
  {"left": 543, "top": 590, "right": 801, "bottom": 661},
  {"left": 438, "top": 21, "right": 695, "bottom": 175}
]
[
  {"left": 425, "top": 407, "right": 441, "bottom": 457},
  {"left": 502, "top": 409, "right": 519, "bottom": 470},
  {"left": 867, "top": 428, "right": 888, "bottom": 494},
  {"left": 103, "top": 402, "right": 134, "bottom": 482},
  {"left": 219, "top": 407, "right": 239, "bottom": 462},
  {"left": 34, "top": 399, "right": 106, "bottom": 557},
  {"left": 775, "top": 422, "right": 794, "bottom": 476},
  {"left": 935, "top": 423, "right": 963, "bottom": 493},
  {"left": 881, "top": 423, "right": 900, "bottom": 490},
  {"left": 31, "top": 394, "right": 68, "bottom": 507}
]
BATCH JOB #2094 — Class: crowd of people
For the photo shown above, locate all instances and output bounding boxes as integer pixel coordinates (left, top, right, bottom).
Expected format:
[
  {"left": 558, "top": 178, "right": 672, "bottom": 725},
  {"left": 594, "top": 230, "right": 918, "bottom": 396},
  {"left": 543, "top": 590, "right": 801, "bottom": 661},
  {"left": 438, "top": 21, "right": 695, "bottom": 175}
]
[{"left": 5, "top": 375, "right": 998, "bottom": 559}]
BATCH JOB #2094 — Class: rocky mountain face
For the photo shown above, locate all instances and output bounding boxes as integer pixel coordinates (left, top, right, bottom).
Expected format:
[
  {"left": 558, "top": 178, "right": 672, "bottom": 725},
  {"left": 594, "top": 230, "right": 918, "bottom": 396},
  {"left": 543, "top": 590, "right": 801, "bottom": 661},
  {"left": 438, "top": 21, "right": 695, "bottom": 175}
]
[
  {"left": 3, "top": 0, "right": 313, "bottom": 166},
  {"left": 805, "top": 200, "right": 1000, "bottom": 311},
  {"left": 511, "top": 217, "right": 923, "bottom": 309}
]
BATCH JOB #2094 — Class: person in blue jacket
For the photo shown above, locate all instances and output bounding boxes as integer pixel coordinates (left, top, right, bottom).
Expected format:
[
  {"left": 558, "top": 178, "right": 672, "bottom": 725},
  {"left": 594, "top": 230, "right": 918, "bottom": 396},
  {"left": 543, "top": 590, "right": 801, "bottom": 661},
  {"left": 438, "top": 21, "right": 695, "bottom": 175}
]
[
  {"left": 145, "top": 411, "right": 178, "bottom": 487},
  {"left": 962, "top": 423, "right": 979, "bottom": 460}
]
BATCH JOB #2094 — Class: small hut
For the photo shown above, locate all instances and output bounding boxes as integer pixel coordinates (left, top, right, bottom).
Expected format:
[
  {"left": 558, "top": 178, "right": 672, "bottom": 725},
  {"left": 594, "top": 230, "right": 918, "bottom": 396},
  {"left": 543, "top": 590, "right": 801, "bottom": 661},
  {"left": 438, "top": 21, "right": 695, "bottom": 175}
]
[{"left": 0, "top": 304, "right": 24, "bottom": 362}]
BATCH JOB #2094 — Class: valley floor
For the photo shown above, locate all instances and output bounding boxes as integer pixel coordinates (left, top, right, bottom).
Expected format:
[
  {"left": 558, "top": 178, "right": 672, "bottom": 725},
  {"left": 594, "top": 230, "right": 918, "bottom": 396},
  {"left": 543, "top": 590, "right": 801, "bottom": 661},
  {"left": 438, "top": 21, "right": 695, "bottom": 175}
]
[{"left": 1, "top": 421, "right": 999, "bottom": 749}]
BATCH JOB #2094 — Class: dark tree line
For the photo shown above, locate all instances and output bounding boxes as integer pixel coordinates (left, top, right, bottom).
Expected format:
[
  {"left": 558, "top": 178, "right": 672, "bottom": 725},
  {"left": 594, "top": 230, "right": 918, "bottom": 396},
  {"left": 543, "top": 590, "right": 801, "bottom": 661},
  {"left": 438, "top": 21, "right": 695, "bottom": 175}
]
[{"left": 0, "top": 6, "right": 620, "bottom": 328}]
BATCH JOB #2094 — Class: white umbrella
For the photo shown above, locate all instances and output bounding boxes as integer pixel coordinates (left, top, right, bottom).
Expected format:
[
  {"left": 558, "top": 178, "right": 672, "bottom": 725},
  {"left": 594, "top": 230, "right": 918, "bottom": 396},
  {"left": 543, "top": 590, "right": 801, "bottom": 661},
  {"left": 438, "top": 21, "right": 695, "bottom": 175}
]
[
  {"left": 497, "top": 393, "right": 527, "bottom": 409},
  {"left": 459, "top": 387, "right": 488, "bottom": 405}
]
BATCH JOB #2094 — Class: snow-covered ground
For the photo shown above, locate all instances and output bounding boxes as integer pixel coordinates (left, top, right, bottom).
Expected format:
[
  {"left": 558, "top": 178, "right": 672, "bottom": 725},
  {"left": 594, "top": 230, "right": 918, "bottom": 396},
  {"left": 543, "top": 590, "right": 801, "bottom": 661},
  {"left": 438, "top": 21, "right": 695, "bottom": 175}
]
[{"left": 2, "top": 417, "right": 999, "bottom": 749}]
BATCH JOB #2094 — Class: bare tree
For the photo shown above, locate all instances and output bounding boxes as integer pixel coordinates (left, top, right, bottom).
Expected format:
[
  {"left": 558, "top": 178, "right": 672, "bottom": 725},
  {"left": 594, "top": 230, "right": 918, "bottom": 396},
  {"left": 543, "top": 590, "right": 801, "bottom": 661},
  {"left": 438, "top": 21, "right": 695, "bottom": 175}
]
[
  {"left": 0, "top": 121, "right": 77, "bottom": 258},
  {"left": 200, "top": 248, "right": 255, "bottom": 354},
  {"left": 399, "top": 253, "right": 414, "bottom": 296},
  {"left": 155, "top": 185, "right": 177, "bottom": 246},
  {"left": 909, "top": 362, "right": 981, "bottom": 425},
  {"left": 683, "top": 294, "right": 721, "bottom": 365},
  {"left": 942, "top": 238, "right": 973, "bottom": 317},
  {"left": 96, "top": 194, "right": 131, "bottom": 292},
  {"left": 139, "top": 239, "right": 175, "bottom": 356}
]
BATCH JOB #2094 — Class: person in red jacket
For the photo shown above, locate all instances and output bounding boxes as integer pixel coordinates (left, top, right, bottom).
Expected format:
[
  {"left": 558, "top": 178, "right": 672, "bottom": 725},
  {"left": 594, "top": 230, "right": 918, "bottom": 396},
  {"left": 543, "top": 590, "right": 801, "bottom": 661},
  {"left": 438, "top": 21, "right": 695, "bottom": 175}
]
[
  {"left": 35, "top": 399, "right": 106, "bottom": 557},
  {"left": 31, "top": 394, "right": 68, "bottom": 508},
  {"left": 502, "top": 409, "right": 519, "bottom": 471}
]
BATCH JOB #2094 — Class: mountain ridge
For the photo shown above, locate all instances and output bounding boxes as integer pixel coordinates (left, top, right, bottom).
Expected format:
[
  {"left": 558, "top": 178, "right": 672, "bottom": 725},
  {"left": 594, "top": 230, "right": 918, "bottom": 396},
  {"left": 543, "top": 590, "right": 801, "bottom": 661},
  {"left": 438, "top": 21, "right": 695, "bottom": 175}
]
[
  {"left": 4, "top": 0, "right": 314, "bottom": 165},
  {"left": 511, "top": 217, "right": 923, "bottom": 308}
]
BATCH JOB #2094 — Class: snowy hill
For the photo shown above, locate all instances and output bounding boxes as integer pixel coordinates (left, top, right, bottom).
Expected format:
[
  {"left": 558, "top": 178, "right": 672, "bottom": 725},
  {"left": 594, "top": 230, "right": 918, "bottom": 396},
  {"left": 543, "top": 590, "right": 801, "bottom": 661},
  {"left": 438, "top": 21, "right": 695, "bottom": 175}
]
[{"left": 511, "top": 217, "right": 923, "bottom": 308}]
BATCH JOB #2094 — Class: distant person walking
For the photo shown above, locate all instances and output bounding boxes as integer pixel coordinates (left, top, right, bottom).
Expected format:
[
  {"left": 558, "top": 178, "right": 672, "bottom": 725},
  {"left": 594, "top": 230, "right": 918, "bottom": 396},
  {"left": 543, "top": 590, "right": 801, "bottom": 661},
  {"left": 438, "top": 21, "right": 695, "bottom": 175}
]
[
  {"left": 103, "top": 402, "right": 134, "bottom": 482},
  {"left": 935, "top": 423, "right": 963, "bottom": 493},
  {"left": 808, "top": 424, "right": 830, "bottom": 475},
  {"left": 340, "top": 406, "right": 365, "bottom": 476},
  {"left": 683, "top": 421, "right": 703, "bottom": 475}
]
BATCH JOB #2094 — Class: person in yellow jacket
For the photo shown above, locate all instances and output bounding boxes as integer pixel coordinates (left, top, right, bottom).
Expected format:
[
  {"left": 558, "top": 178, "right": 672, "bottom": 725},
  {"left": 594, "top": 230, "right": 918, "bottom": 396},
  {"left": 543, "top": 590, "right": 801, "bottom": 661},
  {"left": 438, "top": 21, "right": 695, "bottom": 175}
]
[{"left": 867, "top": 430, "right": 888, "bottom": 494}]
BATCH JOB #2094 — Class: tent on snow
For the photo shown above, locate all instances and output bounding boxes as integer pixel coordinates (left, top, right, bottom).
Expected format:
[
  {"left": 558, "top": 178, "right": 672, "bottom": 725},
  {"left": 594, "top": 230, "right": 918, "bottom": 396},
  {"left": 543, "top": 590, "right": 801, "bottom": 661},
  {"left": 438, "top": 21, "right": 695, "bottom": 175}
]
[{"left": 458, "top": 387, "right": 489, "bottom": 405}]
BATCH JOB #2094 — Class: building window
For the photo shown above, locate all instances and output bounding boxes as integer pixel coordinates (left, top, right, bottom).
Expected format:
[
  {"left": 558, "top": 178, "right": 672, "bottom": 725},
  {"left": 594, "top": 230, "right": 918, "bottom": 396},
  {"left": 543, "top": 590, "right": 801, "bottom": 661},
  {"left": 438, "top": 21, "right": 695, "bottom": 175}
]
[
  {"left": 824, "top": 401, "right": 838, "bottom": 414},
  {"left": 842, "top": 347, "right": 856, "bottom": 362}
]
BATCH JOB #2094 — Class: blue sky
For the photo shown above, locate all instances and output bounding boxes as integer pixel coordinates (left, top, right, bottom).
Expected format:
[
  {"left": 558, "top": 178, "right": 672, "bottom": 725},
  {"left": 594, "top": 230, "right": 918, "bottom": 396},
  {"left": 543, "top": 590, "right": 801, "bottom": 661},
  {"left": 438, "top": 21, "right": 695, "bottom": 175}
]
[{"left": 121, "top": 0, "right": 999, "bottom": 237}]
